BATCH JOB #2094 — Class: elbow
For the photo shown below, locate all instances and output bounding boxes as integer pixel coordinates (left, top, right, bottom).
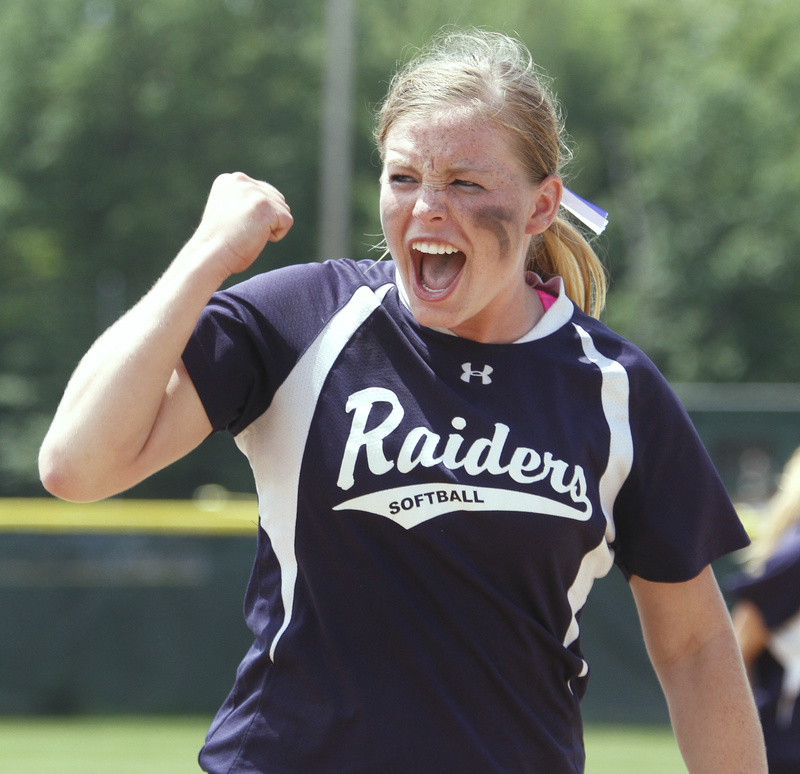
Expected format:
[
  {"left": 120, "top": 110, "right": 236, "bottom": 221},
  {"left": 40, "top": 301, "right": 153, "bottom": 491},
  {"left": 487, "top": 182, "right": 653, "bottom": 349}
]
[{"left": 38, "top": 440, "right": 104, "bottom": 503}]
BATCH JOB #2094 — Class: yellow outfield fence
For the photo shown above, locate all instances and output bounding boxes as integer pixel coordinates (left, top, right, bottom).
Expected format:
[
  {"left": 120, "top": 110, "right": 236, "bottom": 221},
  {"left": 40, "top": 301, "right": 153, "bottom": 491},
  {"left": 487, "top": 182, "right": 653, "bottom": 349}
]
[
  {"left": 0, "top": 496, "right": 762, "bottom": 538},
  {"left": 0, "top": 493, "right": 259, "bottom": 535}
]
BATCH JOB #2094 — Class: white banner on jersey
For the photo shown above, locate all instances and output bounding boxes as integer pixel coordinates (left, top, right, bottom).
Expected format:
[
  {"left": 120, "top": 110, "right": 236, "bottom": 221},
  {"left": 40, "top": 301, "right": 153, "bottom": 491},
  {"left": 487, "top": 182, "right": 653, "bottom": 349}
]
[{"left": 334, "top": 483, "right": 591, "bottom": 529}]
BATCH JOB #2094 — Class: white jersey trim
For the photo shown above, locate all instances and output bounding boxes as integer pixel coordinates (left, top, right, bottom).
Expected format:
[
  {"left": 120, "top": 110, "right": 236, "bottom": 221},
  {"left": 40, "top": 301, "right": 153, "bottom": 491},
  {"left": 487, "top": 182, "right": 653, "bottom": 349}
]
[
  {"left": 562, "top": 323, "right": 633, "bottom": 655},
  {"left": 235, "top": 282, "right": 394, "bottom": 661}
]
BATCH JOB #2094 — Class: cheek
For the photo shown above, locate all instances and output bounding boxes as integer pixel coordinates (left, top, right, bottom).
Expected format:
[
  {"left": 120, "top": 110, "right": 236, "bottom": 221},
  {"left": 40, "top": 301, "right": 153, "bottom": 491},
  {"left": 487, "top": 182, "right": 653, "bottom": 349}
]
[
  {"left": 470, "top": 205, "right": 514, "bottom": 258},
  {"left": 379, "top": 191, "right": 404, "bottom": 236},
  {"left": 379, "top": 194, "right": 410, "bottom": 268}
]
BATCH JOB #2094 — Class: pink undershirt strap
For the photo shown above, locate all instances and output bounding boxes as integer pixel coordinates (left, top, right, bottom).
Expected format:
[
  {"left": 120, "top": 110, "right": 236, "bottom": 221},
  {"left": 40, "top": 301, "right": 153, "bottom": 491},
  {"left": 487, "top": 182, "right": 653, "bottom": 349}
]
[{"left": 536, "top": 288, "right": 557, "bottom": 312}]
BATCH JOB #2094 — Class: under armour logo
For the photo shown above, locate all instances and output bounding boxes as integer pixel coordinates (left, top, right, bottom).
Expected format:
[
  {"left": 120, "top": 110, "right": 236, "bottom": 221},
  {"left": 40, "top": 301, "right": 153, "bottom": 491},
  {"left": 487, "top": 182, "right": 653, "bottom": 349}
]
[{"left": 460, "top": 363, "right": 493, "bottom": 385}]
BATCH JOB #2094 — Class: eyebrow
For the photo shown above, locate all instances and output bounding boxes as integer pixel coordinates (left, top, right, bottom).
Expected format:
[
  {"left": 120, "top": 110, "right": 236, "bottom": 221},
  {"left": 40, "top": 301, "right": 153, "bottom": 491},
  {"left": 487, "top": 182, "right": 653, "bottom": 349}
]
[{"left": 383, "top": 153, "right": 491, "bottom": 177}]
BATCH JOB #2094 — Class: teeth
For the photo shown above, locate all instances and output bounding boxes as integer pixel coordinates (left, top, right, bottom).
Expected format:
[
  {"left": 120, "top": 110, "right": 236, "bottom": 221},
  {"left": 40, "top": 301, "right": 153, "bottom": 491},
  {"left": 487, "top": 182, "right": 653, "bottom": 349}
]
[{"left": 411, "top": 241, "right": 459, "bottom": 255}]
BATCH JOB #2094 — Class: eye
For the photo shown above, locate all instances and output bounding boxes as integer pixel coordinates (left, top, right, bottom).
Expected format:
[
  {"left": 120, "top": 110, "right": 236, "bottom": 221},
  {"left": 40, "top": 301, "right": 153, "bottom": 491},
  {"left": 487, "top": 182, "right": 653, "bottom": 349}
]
[
  {"left": 388, "top": 173, "right": 417, "bottom": 184},
  {"left": 452, "top": 179, "right": 482, "bottom": 189}
]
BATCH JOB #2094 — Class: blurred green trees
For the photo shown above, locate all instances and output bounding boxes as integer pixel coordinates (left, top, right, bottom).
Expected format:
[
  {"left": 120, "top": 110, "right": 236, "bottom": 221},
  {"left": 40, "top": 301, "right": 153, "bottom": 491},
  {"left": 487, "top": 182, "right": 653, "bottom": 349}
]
[{"left": 1, "top": 0, "right": 799, "bottom": 496}]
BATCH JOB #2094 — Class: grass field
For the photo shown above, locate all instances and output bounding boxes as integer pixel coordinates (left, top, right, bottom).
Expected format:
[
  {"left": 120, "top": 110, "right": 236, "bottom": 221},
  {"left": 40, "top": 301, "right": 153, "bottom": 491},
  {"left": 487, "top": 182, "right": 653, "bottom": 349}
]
[{"left": 0, "top": 717, "right": 686, "bottom": 773}]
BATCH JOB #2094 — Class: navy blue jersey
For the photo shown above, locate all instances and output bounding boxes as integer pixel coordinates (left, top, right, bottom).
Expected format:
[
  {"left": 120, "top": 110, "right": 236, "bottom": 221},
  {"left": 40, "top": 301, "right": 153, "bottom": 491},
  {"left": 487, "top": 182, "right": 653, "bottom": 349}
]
[
  {"left": 729, "top": 524, "right": 800, "bottom": 770},
  {"left": 182, "top": 258, "right": 748, "bottom": 774}
]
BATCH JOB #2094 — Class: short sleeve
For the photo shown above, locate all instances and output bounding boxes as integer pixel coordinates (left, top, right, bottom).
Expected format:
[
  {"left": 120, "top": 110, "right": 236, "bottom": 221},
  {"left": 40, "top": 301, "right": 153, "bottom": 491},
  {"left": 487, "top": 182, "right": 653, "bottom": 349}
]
[
  {"left": 610, "top": 358, "right": 750, "bottom": 582},
  {"left": 181, "top": 263, "right": 327, "bottom": 435},
  {"left": 182, "top": 290, "right": 272, "bottom": 435},
  {"left": 181, "top": 259, "right": 396, "bottom": 436}
]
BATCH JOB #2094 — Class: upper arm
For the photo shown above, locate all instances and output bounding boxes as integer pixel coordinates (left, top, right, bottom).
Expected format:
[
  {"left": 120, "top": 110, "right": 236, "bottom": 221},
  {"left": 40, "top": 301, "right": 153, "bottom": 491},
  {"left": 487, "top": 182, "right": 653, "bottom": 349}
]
[
  {"left": 630, "top": 565, "right": 735, "bottom": 668},
  {"left": 129, "top": 359, "right": 214, "bottom": 485},
  {"left": 630, "top": 569, "right": 768, "bottom": 772},
  {"left": 39, "top": 359, "right": 213, "bottom": 503}
]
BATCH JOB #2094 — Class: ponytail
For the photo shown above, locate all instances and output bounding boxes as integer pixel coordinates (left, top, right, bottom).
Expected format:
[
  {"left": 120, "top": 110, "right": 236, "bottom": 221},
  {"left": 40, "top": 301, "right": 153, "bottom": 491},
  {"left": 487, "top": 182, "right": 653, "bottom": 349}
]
[{"left": 531, "top": 217, "right": 607, "bottom": 319}]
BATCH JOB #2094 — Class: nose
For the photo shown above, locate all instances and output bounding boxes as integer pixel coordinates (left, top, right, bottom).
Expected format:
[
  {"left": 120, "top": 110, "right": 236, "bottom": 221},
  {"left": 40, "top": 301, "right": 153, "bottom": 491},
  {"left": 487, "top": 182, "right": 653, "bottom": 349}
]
[{"left": 412, "top": 185, "right": 447, "bottom": 222}]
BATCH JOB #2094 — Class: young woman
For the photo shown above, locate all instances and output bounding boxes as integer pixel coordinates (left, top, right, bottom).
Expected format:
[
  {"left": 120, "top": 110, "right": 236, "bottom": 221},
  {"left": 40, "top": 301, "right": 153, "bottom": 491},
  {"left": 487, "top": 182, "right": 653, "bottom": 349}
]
[
  {"left": 39, "top": 28, "right": 766, "bottom": 774},
  {"left": 730, "top": 447, "right": 800, "bottom": 774}
]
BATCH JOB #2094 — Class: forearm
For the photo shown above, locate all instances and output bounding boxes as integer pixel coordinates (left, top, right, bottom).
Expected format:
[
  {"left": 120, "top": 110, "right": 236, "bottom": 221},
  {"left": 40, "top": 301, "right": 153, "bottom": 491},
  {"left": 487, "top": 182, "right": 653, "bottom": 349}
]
[
  {"left": 39, "top": 173, "right": 293, "bottom": 502},
  {"left": 656, "top": 618, "right": 766, "bottom": 773},
  {"left": 39, "top": 236, "right": 225, "bottom": 500}
]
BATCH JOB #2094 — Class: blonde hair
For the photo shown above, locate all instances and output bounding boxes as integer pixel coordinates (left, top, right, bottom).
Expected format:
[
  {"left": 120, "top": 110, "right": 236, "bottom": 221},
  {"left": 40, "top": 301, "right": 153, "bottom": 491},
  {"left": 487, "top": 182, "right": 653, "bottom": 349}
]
[
  {"left": 743, "top": 446, "right": 800, "bottom": 574},
  {"left": 375, "top": 27, "right": 607, "bottom": 318}
]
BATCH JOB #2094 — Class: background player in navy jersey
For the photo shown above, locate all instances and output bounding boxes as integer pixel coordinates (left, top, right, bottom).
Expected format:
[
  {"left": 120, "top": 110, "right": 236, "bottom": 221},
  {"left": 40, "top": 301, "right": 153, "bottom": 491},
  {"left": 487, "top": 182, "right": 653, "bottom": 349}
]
[
  {"left": 729, "top": 447, "right": 800, "bottom": 773},
  {"left": 40, "top": 27, "right": 766, "bottom": 774}
]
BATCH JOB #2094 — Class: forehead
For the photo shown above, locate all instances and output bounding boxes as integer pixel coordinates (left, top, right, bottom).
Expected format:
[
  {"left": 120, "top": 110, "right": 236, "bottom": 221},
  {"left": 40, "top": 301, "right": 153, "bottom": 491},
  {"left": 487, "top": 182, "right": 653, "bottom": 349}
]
[{"left": 382, "top": 111, "right": 519, "bottom": 174}]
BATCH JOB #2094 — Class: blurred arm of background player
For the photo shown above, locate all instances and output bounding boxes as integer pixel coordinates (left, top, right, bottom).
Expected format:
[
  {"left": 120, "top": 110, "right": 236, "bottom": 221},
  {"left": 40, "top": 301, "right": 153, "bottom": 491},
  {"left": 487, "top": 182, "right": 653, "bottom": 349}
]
[
  {"left": 38, "top": 173, "right": 293, "bottom": 503},
  {"left": 632, "top": 567, "right": 767, "bottom": 773},
  {"left": 730, "top": 599, "right": 770, "bottom": 681}
]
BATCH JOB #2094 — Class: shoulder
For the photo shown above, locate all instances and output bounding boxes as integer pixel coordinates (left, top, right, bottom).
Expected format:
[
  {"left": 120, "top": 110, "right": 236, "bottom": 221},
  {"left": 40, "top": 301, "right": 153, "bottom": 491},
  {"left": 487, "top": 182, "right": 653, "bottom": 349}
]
[
  {"left": 226, "top": 258, "right": 395, "bottom": 304},
  {"left": 216, "top": 256, "right": 397, "bottom": 352},
  {"left": 183, "top": 260, "right": 397, "bottom": 435},
  {"left": 201, "top": 259, "right": 395, "bottom": 339},
  {"left": 567, "top": 310, "right": 674, "bottom": 398}
]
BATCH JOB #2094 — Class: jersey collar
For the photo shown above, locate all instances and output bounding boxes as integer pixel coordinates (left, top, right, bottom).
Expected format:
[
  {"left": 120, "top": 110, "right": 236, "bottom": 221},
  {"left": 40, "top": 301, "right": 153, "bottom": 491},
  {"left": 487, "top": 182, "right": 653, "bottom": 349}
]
[{"left": 393, "top": 266, "right": 574, "bottom": 342}]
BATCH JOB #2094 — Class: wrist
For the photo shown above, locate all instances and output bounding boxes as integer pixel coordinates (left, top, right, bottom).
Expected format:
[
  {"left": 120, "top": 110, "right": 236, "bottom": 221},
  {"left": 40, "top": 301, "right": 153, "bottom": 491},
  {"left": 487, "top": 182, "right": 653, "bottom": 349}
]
[{"left": 171, "top": 232, "right": 238, "bottom": 293}]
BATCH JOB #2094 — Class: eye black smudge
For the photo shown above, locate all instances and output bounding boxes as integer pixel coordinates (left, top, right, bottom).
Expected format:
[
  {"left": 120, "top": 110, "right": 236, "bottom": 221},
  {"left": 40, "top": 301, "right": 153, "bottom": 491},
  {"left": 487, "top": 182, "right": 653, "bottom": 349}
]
[{"left": 472, "top": 205, "right": 513, "bottom": 257}]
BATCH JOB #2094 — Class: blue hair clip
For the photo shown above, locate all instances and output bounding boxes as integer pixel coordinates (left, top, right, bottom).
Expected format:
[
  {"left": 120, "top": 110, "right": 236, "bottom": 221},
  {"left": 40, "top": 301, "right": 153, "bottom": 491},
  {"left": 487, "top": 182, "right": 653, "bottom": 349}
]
[{"left": 560, "top": 188, "right": 609, "bottom": 235}]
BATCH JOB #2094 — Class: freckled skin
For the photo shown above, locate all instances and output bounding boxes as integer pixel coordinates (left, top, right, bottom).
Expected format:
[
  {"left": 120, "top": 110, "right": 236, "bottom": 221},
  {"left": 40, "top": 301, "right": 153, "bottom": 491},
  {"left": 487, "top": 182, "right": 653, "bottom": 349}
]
[
  {"left": 472, "top": 205, "right": 513, "bottom": 258},
  {"left": 379, "top": 110, "right": 561, "bottom": 343}
]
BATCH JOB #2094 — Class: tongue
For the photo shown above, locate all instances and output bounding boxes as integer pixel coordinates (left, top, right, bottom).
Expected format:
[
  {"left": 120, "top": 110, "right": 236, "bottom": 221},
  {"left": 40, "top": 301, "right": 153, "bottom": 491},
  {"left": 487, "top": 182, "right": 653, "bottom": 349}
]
[{"left": 420, "top": 252, "right": 465, "bottom": 291}]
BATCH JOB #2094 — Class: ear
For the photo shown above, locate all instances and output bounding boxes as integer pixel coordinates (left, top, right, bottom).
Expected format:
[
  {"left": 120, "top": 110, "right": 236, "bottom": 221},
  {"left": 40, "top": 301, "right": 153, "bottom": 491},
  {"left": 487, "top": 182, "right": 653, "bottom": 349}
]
[{"left": 525, "top": 175, "right": 562, "bottom": 235}]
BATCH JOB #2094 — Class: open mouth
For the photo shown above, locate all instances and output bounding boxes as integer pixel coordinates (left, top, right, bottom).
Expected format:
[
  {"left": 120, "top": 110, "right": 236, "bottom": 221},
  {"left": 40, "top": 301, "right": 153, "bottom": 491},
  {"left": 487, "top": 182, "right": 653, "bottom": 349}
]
[{"left": 411, "top": 241, "right": 466, "bottom": 296}]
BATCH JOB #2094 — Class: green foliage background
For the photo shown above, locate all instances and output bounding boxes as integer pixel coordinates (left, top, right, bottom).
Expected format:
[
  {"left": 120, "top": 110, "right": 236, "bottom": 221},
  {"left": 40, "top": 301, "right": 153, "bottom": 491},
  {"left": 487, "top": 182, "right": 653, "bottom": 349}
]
[{"left": 2, "top": 0, "right": 799, "bottom": 496}]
